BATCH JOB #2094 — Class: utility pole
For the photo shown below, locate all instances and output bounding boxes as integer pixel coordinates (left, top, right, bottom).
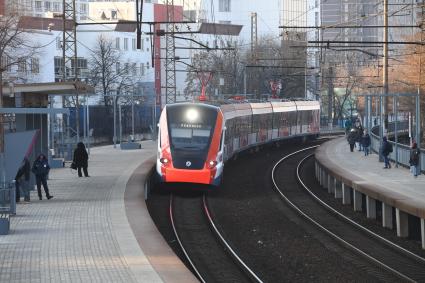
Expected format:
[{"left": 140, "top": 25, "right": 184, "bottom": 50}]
[
  {"left": 165, "top": 0, "right": 177, "bottom": 104},
  {"left": 327, "top": 66, "right": 334, "bottom": 127},
  {"left": 251, "top": 12, "right": 258, "bottom": 98},
  {"left": 62, "top": 0, "right": 79, "bottom": 142},
  {"left": 382, "top": 0, "right": 389, "bottom": 137}
]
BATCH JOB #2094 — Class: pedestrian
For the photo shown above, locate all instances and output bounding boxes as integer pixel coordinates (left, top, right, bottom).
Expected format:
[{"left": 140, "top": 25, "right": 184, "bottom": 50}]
[
  {"left": 362, "top": 129, "right": 371, "bottom": 156},
  {"left": 356, "top": 124, "right": 364, "bottom": 151},
  {"left": 382, "top": 136, "right": 393, "bottom": 169},
  {"left": 347, "top": 128, "right": 357, "bottom": 152},
  {"left": 73, "top": 142, "right": 89, "bottom": 177},
  {"left": 409, "top": 142, "right": 420, "bottom": 178},
  {"left": 32, "top": 154, "right": 53, "bottom": 200},
  {"left": 15, "top": 157, "right": 31, "bottom": 203}
]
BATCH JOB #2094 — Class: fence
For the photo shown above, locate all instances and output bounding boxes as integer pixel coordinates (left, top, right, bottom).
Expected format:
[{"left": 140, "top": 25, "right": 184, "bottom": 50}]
[{"left": 370, "top": 124, "right": 424, "bottom": 173}]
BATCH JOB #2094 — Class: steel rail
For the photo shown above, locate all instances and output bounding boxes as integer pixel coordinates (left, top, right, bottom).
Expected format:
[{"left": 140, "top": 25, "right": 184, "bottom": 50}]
[
  {"left": 271, "top": 146, "right": 415, "bottom": 283},
  {"left": 297, "top": 153, "right": 425, "bottom": 264},
  {"left": 202, "top": 194, "right": 264, "bottom": 283},
  {"left": 169, "top": 194, "right": 206, "bottom": 283}
]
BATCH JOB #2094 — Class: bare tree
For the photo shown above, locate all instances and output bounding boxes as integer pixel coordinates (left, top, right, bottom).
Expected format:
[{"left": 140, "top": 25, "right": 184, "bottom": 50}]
[
  {"left": 0, "top": 12, "right": 39, "bottom": 184},
  {"left": 88, "top": 35, "right": 132, "bottom": 106}
]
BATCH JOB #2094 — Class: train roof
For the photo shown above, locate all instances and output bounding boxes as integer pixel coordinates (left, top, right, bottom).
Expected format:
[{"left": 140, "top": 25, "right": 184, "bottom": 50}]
[{"left": 165, "top": 102, "right": 220, "bottom": 111}]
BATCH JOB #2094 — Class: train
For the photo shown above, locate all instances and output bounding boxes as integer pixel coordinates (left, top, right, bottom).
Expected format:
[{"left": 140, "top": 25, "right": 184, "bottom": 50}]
[{"left": 156, "top": 99, "right": 320, "bottom": 187}]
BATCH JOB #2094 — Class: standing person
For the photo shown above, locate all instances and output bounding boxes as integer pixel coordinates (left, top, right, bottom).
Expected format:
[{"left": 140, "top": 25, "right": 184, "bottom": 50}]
[
  {"left": 409, "top": 142, "right": 420, "bottom": 178},
  {"left": 356, "top": 124, "right": 364, "bottom": 151},
  {"left": 347, "top": 128, "right": 357, "bottom": 152},
  {"left": 15, "top": 157, "right": 31, "bottom": 203},
  {"left": 382, "top": 137, "right": 392, "bottom": 169},
  {"left": 362, "top": 129, "right": 371, "bottom": 156},
  {"left": 32, "top": 154, "right": 53, "bottom": 200},
  {"left": 73, "top": 142, "right": 89, "bottom": 177}
]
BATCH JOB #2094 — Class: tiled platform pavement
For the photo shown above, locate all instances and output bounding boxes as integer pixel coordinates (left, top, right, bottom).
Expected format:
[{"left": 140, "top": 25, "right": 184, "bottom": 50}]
[
  {"left": 0, "top": 141, "right": 164, "bottom": 283},
  {"left": 330, "top": 137, "right": 424, "bottom": 195}
]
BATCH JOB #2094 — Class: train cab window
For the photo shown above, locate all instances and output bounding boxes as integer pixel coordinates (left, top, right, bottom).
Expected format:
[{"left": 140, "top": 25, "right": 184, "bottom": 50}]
[{"left": 167, "top": 105, "right": 217, "bottom": 151}]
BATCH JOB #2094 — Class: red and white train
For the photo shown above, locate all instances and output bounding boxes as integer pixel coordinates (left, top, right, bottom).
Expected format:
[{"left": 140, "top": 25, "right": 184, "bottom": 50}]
[{"left": 156, "top": 100, "right": 320, "bottom": 186}]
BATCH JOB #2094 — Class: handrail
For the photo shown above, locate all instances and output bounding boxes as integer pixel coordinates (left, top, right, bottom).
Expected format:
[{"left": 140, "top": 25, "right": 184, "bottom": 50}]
[{"left": 369, "top": 123, "right": 423, "bottom": 173}]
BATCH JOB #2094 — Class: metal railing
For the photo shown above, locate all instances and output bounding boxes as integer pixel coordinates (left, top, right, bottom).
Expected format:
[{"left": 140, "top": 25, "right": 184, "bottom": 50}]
[{"left": 370, "top": 124, "right": 423, "bottom": 173}]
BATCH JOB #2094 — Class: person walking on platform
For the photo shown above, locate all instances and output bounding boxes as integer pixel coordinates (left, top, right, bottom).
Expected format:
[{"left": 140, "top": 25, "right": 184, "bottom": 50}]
[
  {"left": 362, "top": 129, "right": 371, "bottom": 156},
  {"left": 347, "top": 128, "right": 357, "bottom": 152},
  {"left": 32, "top": 154, "right": 53, "bottom": 200},
  {"left": 382, "top": 137, "right": 393, "bottom": 169},
  {"left": 73, "top": 142, "right": 90, "bottom": 177},
  {"left": 15, "top": 157, "right": 31, "bottom": 203},
  {"left": 409, "top": 142, "right": 420, "bottom": 177}
]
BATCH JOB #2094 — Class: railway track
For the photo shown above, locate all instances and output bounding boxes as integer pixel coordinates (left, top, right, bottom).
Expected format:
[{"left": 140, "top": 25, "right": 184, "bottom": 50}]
[
  {"left": 169, "top": 192, "right": 263, "bottom": 283},
  {"left": 272, "top": 146, "right": 425, "bottom": 282}
]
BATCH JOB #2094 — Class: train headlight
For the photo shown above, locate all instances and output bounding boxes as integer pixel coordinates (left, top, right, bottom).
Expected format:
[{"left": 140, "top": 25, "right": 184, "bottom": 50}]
[
  {"left": 207, "top": 160, "right": 217, "bottom": 169},
  {"left": 186, "top": 108, "right": 199, "bottom": 122},
  {"left": 160, "top": 158, "right": 169, "bottom": 165}
]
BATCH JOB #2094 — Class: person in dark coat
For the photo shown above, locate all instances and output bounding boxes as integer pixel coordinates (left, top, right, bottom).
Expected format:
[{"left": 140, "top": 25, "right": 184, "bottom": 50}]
[
  {"left": 15, "top": 157, "right": 31, "bottom": 202},
  {"left": 409, "top": 142, "right": 420, "bottom": 177},
  {"left": 347, "top": 128, "right": 357, "bottom": 152},
  {"left": 382, "top": 136, "right": 392, "bottom": 169},
  {"left": 32, "top": 154, "right": 53, "bottom": 200},
  {"left": 73, "top": 142, "right": 89, "bottom": 177},
  {"left": 361, "top": 129, "right": 371, "bottom": 156}
]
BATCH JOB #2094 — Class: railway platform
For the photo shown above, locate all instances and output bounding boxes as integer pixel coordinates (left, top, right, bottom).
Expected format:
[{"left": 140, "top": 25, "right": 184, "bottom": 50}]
[
  {"left": 0, "top": 141, "right": 196, "bottom": 283},
  {"left": 315, "top": 137, "right": 425, "bottom": 249}
]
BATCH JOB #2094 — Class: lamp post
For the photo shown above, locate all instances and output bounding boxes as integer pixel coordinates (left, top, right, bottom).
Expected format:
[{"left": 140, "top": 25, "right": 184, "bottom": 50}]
[
  {"left": 131, "top": 88, "right": 135, "bottom": 141},
  {"left": 113, "top": 94, "right": 117, "bottom": 148}
]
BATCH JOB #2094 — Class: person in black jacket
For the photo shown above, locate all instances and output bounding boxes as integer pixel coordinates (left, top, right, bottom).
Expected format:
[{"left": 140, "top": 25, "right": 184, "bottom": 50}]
[
  {"left": 73, "top": 142, "right": 89, "bottom": 177},
  {"left": 15, "top": 157, "right": 31, "bottom": 202},
  {"left": 361, "top": 129, "right": 371, "bottom": 156},
  {"left": 382, "top": 137, "right": 392, "bottom": 169},
  {"left": 347, "top": 128, "right": 357, "bottom": 152},
  {"left": 409, "top": 142, "right": 420, "bottom": 177},
  {"left": 32, "top": 154, "right": 53, "bottom": 200}
]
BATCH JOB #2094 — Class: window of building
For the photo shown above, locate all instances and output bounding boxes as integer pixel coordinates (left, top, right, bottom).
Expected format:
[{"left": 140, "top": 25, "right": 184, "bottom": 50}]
[
  {"left": 18, "top": 59, "right": 27, "bottom": 73},
  {"left": 111, "top": 10, "right": 117, "bottom": 19},
  {"left": 80, "top": 3, "right": 87, "bottom": 14},
  {"left": 219, "top": 0, "right": 230, "bottom": 12},
  {"left": 56, "top": 37, "right": 62, "bottom": 49},
  {"left": 35, "top": 1, "right": 42, "bottom": 11},
  {"left": 31, "top": 58, "right": 39, "bottom": 73},
  {"left": 44, "top": 1, "right": 51, "bottom": 11},
  {"left": 115, "top": 37, "right": 120, "bottom": 49},
  {"left": 124, "top": 38, "right": 128, "bottom": 50},
  {"left": 53, "top": 2, "right": 61, "bottom": 12},
  {"left": 132, "top": 38, "right": 136, "bottom": 50},
  {"left": 116, "top": 62, "right": 120, "bottom": 73},
  {"left": 124, "top": 63, "right": 129, "bottom": 75},
  {"left": 132, "top": 63, "right": 137, "bottom": 76},
  {"left": 54, "top": 56, "right": 64, "bottom": 76},
  {"left": 71, "top": 58, "right": 87, "bottom": 76},
  {"left": 146, "top": 62, "right": 150, "bottom": 69},
  {"left": 140, "top": 63, "right": 145, "bottom": 75}
]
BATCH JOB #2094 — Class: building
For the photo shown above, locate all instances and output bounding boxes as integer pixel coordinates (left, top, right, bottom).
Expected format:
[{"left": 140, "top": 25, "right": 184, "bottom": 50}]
[{"left": 2, "top": 0, "right": 89, "bottom": 20}]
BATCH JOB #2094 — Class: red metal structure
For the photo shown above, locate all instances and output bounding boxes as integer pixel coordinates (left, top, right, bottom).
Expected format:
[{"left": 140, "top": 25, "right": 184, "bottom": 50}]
[{"left": 197, "top": 72, "right": 213, "bottom": 101}]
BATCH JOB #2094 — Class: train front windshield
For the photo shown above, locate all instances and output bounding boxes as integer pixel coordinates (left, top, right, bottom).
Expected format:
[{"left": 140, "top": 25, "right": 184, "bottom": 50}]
[{"left": 167, "top": 106, "right": 217, "bottom": 151}]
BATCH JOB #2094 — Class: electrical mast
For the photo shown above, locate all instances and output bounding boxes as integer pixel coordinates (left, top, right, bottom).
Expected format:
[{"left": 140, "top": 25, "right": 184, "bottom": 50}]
[
  {"left": 62, "top": 0, "right": 79, "bottom": 141},
  {"left": 165, "top": 0, "right": 177, "bottom": 104}
]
